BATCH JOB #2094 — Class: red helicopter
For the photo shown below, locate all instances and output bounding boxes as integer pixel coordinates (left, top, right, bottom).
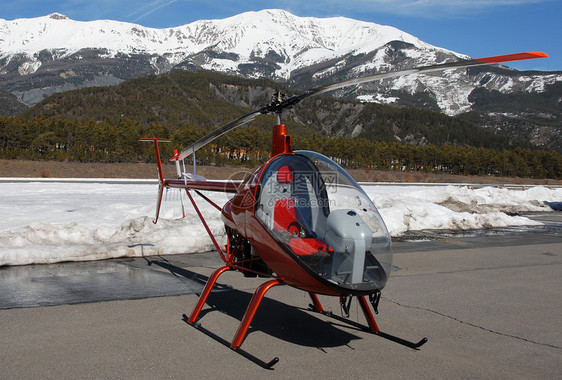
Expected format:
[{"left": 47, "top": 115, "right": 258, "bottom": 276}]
[{"left": 142, "top": 51, "right": 547, "bottom": 368}]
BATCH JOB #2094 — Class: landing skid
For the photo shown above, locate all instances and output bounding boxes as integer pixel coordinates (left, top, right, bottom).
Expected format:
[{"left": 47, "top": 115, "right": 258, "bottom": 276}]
[
  {"left": 309, "top": 296, "right": 428, "bottom": 350},
  {"left": 182, "top": 315, "right": 279, "bottom": 369},
  {"left": 375, "top": 331, "right": 428, "bottom": 349},
  {"left": 185, "top": 266, "right": 426, "bottom": 369},
  {"left": 185, "top": 266, "right": 282, "bottom": 369},
  {"left": 313, "top": 309, "right": 427, "bottom": 349}
]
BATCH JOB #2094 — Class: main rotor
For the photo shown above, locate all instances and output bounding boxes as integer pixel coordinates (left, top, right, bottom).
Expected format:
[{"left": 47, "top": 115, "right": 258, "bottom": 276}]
[
  {"left": 267, "top": 91, "right": 289, "bottom": 125},
  {"left": 174, "top": 51, "right": 547, "bottom": 162}
]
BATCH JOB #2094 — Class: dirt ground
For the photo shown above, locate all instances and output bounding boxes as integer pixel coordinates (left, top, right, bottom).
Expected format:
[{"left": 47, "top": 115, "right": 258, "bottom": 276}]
[{"left": 1, "top": 159, "right": 560, "bottom": 185}]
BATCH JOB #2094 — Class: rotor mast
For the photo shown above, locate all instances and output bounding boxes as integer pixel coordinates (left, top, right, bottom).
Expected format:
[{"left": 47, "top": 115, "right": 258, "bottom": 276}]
[{"left": 270, "top": 91, "right": 292, "bottom": 157}]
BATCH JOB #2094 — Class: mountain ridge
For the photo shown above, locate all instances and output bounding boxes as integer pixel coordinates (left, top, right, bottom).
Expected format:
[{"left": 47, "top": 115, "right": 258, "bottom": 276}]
[
  {"left": 0, "top": 9, "right": 560, "bottom": 151},
  {"left": 0, "top": 10, "right": 443, "bottom": 62},
  {"left": 1, "top": 10, "right": 558, "bottom": 111}
]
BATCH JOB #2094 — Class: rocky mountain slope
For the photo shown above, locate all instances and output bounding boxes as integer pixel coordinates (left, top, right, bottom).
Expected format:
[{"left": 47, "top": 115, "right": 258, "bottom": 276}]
[
  {"left": 0, "top": 10, "right": 558, "bottom": 109},
  {"left": 0, "top": 10, "right": 560, "bottom": 150},
  {"left": 18, "top": 71, "right": 528, "bottom": 151}
]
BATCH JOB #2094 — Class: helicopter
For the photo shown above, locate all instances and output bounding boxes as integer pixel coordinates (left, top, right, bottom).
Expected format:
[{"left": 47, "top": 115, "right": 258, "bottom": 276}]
[{"left": 141, "top": 51, "right": 547, "bottom": 368}]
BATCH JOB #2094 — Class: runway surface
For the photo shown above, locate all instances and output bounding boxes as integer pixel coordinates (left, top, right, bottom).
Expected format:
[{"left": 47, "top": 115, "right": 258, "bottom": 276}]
[{"left": 1, "top": 213, "right": 561, "bottom": 378}]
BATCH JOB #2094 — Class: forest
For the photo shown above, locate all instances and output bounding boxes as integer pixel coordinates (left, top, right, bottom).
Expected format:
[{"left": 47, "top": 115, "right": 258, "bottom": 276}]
[
  {"left": 1, "top": 71, "right": 560, "bottom": 179},
  {"left": 1, "top": 116, "right": 560, "bottom": 179}
]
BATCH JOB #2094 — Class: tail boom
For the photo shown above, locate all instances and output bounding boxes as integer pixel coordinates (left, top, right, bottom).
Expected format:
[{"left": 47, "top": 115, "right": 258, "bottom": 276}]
[{"left": 141, "top": 138, "right": 241, "bottom": 223}]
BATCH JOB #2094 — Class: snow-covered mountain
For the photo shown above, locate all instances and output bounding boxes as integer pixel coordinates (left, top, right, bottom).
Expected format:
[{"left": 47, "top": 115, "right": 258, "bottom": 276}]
[
  {"left": 0, "top": 9, "right": 560, "bottom": 118},
  {"left": 0, "top": 10, "right": 449, "bottom": 76}
]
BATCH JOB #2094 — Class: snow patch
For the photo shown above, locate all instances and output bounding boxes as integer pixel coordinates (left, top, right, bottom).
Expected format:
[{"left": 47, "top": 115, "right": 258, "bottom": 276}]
[
  {"left": 0, "top": 181, "right": 559, "bottom": 266},
  {"left": 357, "top": 94, "right": 399, "bottom": 104},
  {"left": 18, "top": 59, "right": 41, "bottom": 75}
]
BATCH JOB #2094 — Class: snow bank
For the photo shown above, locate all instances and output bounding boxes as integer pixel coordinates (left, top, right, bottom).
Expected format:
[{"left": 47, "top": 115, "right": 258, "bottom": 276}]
[
  {"left": 0, "top": 181, "right": 559, "bottom": 266},
  {"left": 365, "top": 185, "right": 553, "bottom": 236}
]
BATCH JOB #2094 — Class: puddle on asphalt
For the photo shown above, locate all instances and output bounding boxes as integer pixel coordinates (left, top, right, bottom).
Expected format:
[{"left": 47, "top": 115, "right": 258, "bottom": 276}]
[{"left": 0, "top": 259, "right": 210, "bottom": 309}]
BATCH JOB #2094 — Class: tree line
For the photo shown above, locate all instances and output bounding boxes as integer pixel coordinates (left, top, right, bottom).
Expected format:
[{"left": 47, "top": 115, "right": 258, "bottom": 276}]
[{"left": 0, "top": 116, "right": 560, "bottom": 179}]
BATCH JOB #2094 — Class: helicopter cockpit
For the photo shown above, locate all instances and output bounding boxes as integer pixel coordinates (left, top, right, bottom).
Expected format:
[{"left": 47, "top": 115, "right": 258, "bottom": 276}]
[{"left": 255, "top": 150, "right": 392, "bottom": 293}]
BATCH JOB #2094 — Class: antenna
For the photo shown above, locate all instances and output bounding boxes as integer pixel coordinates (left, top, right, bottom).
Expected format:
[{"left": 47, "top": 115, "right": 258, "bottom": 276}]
[{"left": 193, "top": 146, "right": 196, "bottom": 175}]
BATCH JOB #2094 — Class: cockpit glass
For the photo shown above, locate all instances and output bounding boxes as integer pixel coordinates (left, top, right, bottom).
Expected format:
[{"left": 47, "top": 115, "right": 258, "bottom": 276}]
[{"left": 254, "top": 151, "right": 392, "bottom": 292}]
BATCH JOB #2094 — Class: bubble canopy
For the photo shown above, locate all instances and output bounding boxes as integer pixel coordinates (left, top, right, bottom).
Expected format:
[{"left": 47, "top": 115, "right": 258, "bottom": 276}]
[{"left": 255, "top": 150, "right": 392, "bottom": 293}]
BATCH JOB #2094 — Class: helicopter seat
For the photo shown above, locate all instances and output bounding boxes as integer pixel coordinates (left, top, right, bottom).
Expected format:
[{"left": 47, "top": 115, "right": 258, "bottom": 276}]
[
  {"left": 272, "top": 165, "right": 298, "bottom": 233},
  {"left": 274, "top": 198, "right": 331, "bottom": 256},
  {"left": 273, "top": 198, "right": 298, "bottom": 234}
]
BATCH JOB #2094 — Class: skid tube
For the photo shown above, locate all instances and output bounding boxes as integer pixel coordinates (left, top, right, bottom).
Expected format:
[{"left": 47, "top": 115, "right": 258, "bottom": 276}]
[
  {"left": 182, "top": 314, "right": 279, "bottom": 369},
  {"left": 309, "top": 295, "right": 427, "bottom": 350}
]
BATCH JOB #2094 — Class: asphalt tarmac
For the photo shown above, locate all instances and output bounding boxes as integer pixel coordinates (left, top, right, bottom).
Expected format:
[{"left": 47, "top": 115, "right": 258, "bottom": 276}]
[{"left": 1, "top": 214, "right": 561, "bottom": 378}]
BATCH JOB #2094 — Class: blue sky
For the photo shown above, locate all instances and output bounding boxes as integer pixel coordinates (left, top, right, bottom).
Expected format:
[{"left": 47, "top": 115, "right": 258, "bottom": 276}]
[{"left": 2, "top": 0, "right": 560, "bottom": 71}]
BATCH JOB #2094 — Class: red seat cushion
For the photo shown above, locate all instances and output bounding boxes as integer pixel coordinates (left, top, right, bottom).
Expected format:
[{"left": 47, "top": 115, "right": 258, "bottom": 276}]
[{"left": 290, "top": 238, "right": 329, "bottom": 256}]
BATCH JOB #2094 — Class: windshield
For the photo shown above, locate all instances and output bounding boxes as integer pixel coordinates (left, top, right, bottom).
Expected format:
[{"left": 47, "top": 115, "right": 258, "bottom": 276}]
[{"left": 254, "top": 151, "right": 392, "bottom": 292}]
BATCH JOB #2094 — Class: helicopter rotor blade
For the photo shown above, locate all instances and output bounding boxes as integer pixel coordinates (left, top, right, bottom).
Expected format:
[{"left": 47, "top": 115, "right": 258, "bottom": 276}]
[
  {"left": 277, "top": 52, "right": 549, "bottom": 106},
  {"left": 177, "top": 51, "right": 547, "bottom": 159},
  {"left": 177, "top": 107, "right": 266, "bottom": 160}
]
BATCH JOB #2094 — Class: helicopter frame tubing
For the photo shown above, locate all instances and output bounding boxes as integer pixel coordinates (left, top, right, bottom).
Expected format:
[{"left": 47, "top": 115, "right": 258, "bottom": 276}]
[{"left": 183, "top": 263, "right": 283, "bottom": 369}]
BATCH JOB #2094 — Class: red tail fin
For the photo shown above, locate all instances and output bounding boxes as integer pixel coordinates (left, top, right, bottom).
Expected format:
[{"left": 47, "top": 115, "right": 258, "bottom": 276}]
[{"left": 140, "top": 138, "right": 172, "bottom": 223}]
